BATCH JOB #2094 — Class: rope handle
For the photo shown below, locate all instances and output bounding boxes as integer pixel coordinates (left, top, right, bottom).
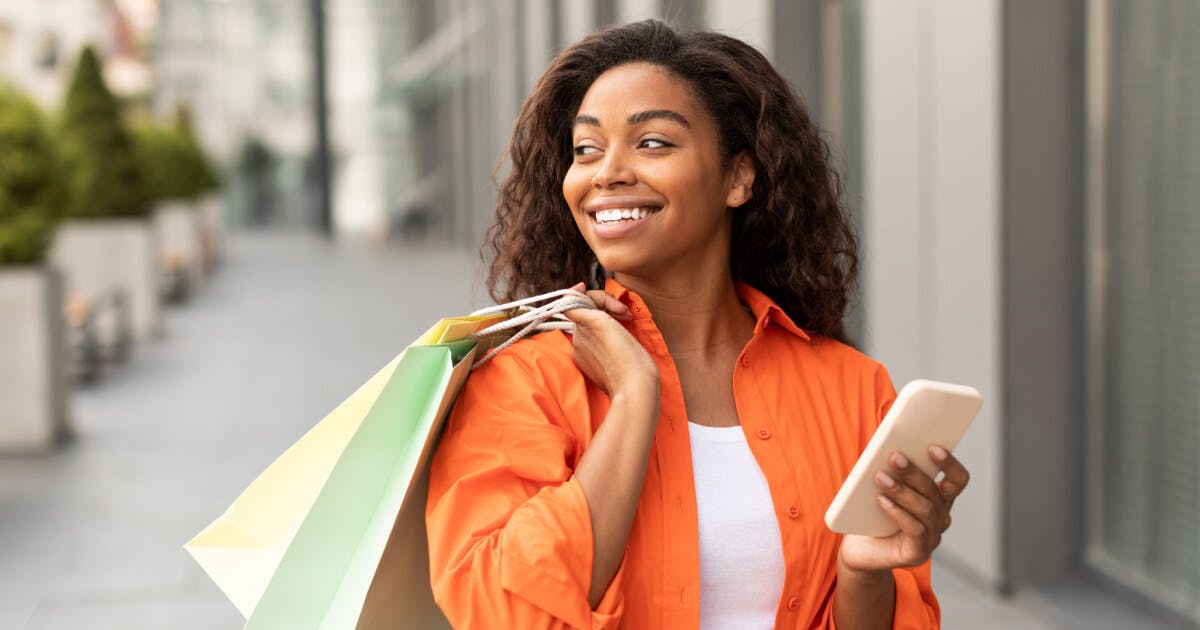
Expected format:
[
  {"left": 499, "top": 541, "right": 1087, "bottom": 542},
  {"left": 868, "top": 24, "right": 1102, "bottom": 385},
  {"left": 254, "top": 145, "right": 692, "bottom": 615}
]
[{"left": 467, "top": 288, "right": 597, "bottom": 369}]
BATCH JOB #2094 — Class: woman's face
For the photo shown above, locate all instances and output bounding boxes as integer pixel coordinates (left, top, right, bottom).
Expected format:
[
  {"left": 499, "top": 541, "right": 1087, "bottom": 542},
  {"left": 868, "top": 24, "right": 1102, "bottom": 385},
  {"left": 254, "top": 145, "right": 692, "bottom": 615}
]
[{"left": 563, "top": 62, "right": 753, "bottom": 283}]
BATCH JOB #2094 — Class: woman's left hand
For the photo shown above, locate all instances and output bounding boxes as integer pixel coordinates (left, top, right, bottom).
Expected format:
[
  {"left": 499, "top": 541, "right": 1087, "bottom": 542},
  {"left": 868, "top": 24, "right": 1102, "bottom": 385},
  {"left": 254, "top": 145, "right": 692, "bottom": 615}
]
[{"left": 838, "top": 445, "right": 971, "bottom": 572}]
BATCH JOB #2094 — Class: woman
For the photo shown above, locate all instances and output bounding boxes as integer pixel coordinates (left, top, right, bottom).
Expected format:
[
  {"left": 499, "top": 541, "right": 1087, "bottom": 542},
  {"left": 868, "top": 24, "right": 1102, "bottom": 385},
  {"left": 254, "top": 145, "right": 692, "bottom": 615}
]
[{"left": 426, "top": 19, "right": 968, "bottom": 629}]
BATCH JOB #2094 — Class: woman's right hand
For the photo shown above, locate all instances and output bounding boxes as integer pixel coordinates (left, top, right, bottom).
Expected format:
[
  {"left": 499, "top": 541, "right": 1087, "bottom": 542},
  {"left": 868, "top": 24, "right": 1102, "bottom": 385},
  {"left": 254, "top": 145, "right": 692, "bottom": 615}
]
[{"left": 561, "top": 282, "right": 660, "bottom": 397}]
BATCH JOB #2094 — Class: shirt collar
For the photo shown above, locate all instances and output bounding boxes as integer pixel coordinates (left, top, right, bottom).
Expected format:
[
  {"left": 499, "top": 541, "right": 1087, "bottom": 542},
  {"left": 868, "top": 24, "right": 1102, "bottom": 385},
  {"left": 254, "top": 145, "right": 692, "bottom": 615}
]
[{"left": 602, "top": 277, "right": 811, "bottom": 342}]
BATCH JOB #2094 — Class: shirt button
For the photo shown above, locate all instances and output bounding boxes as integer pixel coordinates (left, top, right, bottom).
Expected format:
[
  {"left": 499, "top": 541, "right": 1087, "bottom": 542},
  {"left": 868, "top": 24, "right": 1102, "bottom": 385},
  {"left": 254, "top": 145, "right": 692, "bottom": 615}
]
[
  {"left": 739, "top": 355, "right": 751, "bottom": 368},
  {"left": 787, "top": 597, "right": 801, "bottom": 611},
  {"left": 757, "top": 428, "right": 771, "bottom": 440},
  {"left": 631, "top": 304, "right": 642, "bottom": 313},
  {"left": 787, "top": 505, "right": 800, "bottom": 519}
]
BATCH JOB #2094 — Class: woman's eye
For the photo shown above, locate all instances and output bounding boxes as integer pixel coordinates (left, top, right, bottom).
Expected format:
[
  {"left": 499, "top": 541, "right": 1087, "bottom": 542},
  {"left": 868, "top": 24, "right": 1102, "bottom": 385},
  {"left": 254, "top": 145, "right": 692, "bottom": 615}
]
[
  {"left": 573, "top": 145, "right": 600, "bottom": 156},
  {"left": 640, "top": 138, "right": 672, "bottom": 149}
]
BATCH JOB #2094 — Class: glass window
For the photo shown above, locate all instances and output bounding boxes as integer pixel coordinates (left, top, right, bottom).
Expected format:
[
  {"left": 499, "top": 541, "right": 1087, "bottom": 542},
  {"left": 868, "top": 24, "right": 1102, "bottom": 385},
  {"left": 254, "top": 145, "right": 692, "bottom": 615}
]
[{"left": 1087, "top": 1, "right": 1200, "bottom": 621}]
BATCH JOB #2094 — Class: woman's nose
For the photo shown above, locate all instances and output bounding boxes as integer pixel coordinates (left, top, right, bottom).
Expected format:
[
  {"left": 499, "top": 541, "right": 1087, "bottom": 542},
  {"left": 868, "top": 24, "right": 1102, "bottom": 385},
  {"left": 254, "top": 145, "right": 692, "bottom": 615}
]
[{"left": 591, "top": 148, "right": 636, "bottom": 189}]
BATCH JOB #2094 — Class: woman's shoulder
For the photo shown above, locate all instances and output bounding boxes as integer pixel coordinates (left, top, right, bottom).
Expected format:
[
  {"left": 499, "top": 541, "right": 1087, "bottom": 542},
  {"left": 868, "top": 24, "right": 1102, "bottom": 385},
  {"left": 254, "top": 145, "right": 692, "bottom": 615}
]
[
  {"left": 471, "top": 329, "right": 576, "bottom": 380},
  {"left": 788, "top": 333, "right": 889, "bottom": 379},
  {"left": 774, "top": 333, "right": 895, "bottom": 408},
  {"left": 740, "top": 282, "right": 886, "bottom": 380},
  {"left": 454, "top": 330, "right": 584, "bottom": 411},
  {"left": 444, "top": 329, "right": 589, "bottom": 444}
]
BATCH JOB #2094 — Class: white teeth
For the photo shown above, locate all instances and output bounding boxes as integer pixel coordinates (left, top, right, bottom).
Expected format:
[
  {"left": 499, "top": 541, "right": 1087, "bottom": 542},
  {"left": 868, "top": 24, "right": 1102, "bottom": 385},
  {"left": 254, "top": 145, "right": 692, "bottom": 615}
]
[{"left": 593, "top": 207, "right": 656, "bottom": 224}]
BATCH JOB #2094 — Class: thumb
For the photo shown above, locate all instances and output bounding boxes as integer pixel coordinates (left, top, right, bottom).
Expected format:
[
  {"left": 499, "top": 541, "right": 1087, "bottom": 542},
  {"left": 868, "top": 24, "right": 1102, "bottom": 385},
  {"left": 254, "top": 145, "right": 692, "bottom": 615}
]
[
  {"left": 586, "top": 290, "right": 632, "bottom": 320},
  {"left": 566, "top": 282, "right": 630, "bottom": 320}
]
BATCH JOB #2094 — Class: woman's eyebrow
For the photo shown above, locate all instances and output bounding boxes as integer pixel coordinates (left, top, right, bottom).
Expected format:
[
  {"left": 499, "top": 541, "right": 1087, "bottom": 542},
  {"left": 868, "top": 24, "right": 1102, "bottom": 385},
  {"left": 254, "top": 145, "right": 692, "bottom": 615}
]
[
  {"left": 574, "top": 114, "right": 601, "bottom": 128},
  {"left": 572, "top": 110, "right": 691, "bottom": 129},
  {"left": 628, "top": 109, "right": 690, "bottom": 128}
]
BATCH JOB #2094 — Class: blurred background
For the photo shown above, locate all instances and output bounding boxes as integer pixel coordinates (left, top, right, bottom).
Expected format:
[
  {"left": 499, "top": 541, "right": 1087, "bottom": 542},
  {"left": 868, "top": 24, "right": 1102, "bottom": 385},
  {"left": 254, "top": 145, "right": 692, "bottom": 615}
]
[{"left": 0, "top": 0, "right": 1196, "bottom": 628}]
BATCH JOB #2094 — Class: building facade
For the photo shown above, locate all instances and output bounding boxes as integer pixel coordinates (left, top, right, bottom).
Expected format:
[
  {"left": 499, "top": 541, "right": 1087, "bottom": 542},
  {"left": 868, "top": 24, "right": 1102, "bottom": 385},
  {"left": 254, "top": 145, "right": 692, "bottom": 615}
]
[
  {"left": 844, "top": 0, "right": 1198, "bottom": 626},
  {"left": 145, "top": 1, "right": 1200, "bottom": 625}
]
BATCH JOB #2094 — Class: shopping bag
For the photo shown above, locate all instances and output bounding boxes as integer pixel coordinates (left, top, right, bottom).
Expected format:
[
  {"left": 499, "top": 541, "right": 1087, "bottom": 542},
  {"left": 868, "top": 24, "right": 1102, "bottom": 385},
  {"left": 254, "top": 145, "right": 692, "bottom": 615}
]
[
  {"left": 186, "top": 289, "right": 592, "bottom": 629},
  {"left": 185, "top": 314, "right": 502, "bottom": 629}
]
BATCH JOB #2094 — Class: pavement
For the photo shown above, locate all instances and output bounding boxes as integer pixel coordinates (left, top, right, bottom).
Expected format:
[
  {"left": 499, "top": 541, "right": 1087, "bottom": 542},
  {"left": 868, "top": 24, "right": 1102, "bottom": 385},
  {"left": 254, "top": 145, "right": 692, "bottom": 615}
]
[{"left": 0, "top": 231, "right": 1065, "bottom": 629}]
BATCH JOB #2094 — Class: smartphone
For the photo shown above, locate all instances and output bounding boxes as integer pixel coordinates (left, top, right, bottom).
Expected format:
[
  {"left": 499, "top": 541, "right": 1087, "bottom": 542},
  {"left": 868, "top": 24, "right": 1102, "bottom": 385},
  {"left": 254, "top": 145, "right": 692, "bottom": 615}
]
[{"left": 824, "top": 379, "right": 983, "bottom": 537}]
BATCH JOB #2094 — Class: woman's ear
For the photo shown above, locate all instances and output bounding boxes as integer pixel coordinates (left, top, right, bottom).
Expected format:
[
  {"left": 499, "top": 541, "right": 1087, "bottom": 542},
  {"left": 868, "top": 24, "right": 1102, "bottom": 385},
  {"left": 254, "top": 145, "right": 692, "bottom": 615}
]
[{"left": 725, "top": 153, "right": 756, "bottom": 208}]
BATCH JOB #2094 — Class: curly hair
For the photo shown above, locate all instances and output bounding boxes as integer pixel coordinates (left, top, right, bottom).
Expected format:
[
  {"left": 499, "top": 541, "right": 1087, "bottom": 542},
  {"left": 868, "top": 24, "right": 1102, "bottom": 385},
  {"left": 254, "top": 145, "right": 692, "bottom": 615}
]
[{"left": 484, "top": 19, "right": 858, "bottom": 343}]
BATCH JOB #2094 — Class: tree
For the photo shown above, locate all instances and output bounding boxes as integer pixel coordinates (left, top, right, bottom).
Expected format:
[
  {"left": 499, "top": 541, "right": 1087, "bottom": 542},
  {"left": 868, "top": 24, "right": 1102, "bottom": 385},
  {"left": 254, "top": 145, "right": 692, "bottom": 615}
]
[
  {"left": 0, "top": 85, "right": 64, "bottom": 264},
  {"left": 59, "top": 46, "right": 146, "bottom": 218}
]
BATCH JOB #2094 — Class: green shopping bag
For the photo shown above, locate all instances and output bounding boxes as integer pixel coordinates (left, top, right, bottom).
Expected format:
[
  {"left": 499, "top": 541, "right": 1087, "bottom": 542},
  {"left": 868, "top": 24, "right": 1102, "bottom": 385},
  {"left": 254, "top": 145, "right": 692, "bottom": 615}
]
[{"left": 185, "top": 317, "right": 496, "bottom": 629}]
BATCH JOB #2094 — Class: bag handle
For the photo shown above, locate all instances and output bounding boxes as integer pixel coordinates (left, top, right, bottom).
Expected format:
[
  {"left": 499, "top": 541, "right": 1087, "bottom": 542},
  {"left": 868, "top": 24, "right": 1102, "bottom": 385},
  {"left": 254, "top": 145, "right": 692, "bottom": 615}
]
[{"left": 467, "top": 289, "right": 597, "bottom": 369}]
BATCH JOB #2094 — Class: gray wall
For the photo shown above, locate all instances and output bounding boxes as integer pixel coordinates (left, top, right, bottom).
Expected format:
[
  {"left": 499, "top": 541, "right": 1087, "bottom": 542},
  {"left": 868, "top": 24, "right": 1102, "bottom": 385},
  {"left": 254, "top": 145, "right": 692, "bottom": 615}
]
[
  {"left": 1001, "top": 0, "right": 1086, "bottom": 589},
  {"left": 773, "top": 0, "right": 823, "bottom": 120},
  {"left": 860, "top": 0, "right": 1005, "bottom": 587}
]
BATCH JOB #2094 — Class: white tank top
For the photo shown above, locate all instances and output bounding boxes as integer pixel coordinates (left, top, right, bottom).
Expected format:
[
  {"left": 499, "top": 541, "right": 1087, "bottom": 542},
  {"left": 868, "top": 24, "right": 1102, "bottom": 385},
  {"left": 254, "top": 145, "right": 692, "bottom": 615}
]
[{"left": 688, "top": 422, "right": 786, "bottom": 630}]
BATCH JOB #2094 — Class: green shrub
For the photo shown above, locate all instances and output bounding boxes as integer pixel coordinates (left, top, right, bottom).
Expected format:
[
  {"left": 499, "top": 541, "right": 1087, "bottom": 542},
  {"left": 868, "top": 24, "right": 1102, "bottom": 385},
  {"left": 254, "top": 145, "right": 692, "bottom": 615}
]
[
  {"left": 174, "top": 108, "right": 221, "bottom": 194},
  {"left": 132, "top": 121, "right": 193, "bottom": 202},
  {"left": 0, "top": 85, "right": 63, "bottom": 265},
  {"left": 59, "top": 46, "right": 147, "bottom": 218},
  {"left": 132, "top": 115, "right": 220, "bottom": 203}
]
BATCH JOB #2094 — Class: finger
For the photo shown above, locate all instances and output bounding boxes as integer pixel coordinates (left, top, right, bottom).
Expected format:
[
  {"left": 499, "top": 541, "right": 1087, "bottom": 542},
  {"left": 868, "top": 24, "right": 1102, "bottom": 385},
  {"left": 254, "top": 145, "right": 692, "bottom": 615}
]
[
  {"left": 561, "top": 307, "right": 632, "bottom": 338},
  {"left": 584, "top": 289, "right": 631, "bottom": 320},
  {"left": 874, "top": 469, "right": 940, "bottom": 529},
  {"left": 888, "top": 451, "right": 941, "bottom": 501},
  {"left": 929, "top": 445, "right": 970, "bottom": 501},
  {"left": 876, "top": 493, "right": 930, "bottom": 545},
  {"left": 561, "top": 306, "right": 610, "bottom": 326}
]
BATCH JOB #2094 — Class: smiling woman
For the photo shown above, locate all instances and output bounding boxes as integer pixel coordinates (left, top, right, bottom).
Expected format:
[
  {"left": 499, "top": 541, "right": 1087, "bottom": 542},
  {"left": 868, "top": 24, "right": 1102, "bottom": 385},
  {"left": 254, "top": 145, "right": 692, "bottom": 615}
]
[
  {"left": 426, "top": 19, "right": 965, "bottom": 630},
  {"left": 483, "top": 20, "right": 858, "bottom": 343}
]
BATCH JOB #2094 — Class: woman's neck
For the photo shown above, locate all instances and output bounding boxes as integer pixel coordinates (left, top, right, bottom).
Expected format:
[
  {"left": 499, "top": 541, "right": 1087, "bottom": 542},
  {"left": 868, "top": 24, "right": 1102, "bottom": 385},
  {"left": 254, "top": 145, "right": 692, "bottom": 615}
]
[{"left": 613, "top": 270, "right": 755, "bottom": 361}]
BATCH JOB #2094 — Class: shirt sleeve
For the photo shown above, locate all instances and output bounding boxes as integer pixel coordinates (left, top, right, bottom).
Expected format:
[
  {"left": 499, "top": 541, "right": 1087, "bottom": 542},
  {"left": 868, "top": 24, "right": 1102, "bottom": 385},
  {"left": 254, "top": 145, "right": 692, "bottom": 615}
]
[
  {"left": 425, "top": 346, "right": 625, "bottom": 630},
  {"left": 890, "top": 561, "right": 940, "bottom": 629},
  {"left": 812, "top": 562, "right": 939, "bottom": 630}
]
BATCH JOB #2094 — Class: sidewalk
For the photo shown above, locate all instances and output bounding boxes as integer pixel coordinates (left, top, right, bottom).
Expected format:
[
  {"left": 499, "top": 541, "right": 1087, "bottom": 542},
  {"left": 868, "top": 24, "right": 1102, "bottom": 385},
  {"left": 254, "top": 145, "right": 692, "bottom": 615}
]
[{"left": 0, "top": 231, "right": 1057, "bottom": 628}]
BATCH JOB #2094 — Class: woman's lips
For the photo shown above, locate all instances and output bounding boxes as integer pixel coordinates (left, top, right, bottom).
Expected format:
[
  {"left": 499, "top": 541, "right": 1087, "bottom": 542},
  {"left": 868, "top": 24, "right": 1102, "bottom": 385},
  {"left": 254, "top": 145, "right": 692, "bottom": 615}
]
[{"left": 588, "top": 206, "right": 661, "bottom": 239}]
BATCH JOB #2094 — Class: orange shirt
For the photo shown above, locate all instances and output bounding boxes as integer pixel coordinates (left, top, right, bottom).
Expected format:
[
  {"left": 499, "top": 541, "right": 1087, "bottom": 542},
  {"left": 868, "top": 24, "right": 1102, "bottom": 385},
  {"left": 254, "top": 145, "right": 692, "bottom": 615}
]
[{"left": 427, "top": 279, "right": 939, "bottom": 629}]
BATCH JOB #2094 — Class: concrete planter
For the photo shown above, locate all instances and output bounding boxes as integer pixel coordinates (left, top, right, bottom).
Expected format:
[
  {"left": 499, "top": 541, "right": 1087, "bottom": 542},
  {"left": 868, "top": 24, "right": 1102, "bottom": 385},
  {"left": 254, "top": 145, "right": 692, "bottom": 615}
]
[
  {"left": 154, "top": 202, "right": 205, "bottom": 302},
  {"left": 50, "top": 218, "right": 161, "bottom": 342},
  {"left": 0, "top": 267, "right": 71, "bottom": 452}
]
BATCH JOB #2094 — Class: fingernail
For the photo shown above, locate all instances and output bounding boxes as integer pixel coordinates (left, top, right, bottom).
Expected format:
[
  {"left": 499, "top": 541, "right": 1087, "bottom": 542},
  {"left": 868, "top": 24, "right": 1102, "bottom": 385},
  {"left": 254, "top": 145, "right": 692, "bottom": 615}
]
[
  {"left": 875, "top": 471, "right": 896, "bottom": 488},
  {"left": 878, "top": 495, "right": 895, "bottom": 509},
  {"left": 929, "top": 445, "right": 948, "bottom": 461},
  {"left": 893, "top": 452, "right": 910, "bottom": 469}
]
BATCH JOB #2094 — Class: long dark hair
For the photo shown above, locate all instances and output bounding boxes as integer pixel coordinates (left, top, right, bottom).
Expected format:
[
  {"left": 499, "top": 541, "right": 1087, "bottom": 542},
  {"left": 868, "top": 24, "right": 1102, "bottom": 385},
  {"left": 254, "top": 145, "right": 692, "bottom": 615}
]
[{"left": 484, "top": 19, "right": 858, "bottom": 343}]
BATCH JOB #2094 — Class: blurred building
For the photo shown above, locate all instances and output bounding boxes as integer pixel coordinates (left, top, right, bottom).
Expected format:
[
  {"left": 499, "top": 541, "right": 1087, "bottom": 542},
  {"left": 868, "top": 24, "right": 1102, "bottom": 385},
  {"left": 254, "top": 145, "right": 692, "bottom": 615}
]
[
  {"left": 145, "top": 0, "right": 795, "bottom": 242},
  {"left": 5, "top": 0, "right": 1191, "bottom": 625},
  {"left": 156, "top": 0, "right": 316, "bottom": 229},
  {"left": 0, "top": 0, "right": 153, "bottom": 106}
]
